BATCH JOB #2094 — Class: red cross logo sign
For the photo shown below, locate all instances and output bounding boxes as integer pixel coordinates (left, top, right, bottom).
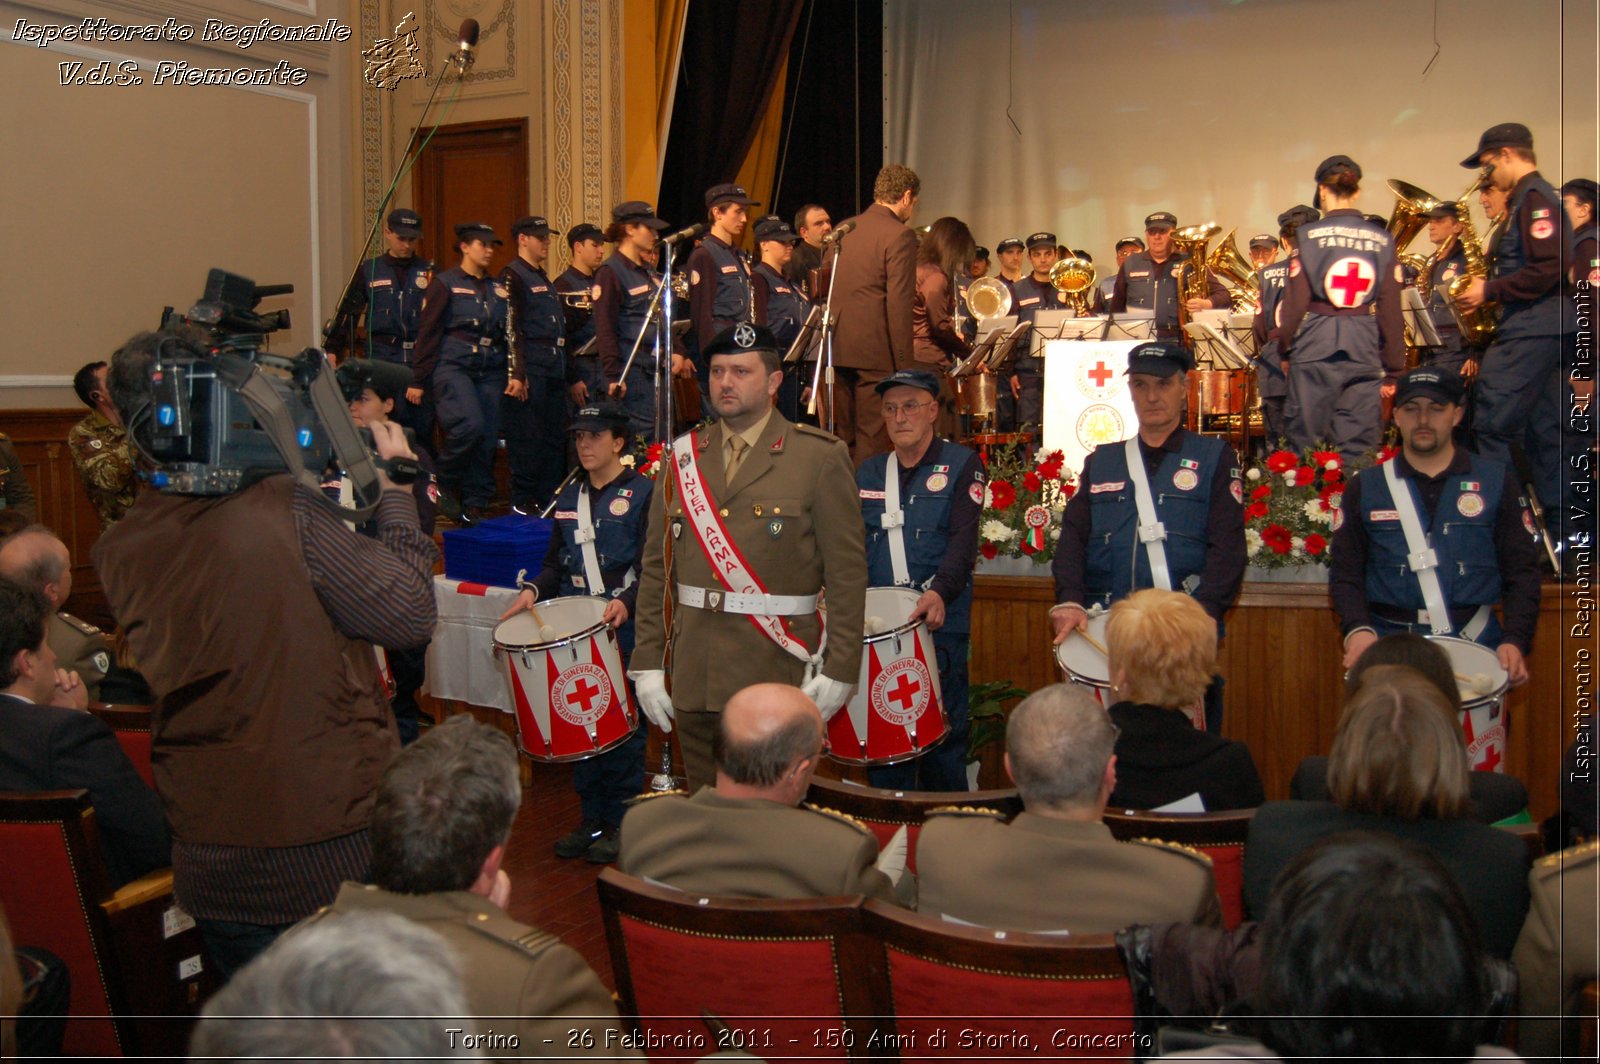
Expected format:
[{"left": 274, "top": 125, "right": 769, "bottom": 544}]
[
  {"left": 1088, "top": 361, "right": 1113, "bottom": 388},
  {"left": 870, "top": 656, "right": 933, "bottom": 727},
  {"left": 552, "top": 663, "right": 613, "bottom": 727},
  {"left": 1324, "top": 257, "right": 1376, "bottom": 308}
]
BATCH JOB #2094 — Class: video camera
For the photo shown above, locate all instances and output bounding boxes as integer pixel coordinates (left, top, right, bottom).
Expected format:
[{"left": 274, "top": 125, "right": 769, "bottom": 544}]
[{"left": 137, "top": 269, "right": 409, "bottom": 515}]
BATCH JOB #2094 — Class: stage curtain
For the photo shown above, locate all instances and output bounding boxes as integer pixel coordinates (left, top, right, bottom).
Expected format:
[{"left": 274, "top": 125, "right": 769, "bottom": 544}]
[
  {"left": 658, "top": 0, "right": 805, "bottom": 227},
  {"left": 620, "top": 0, "right": 689, "bottom": 203},
  {"left": 654, "top": 0, "right": 691, "bottom": 188},
  {"left": 732, "top": 54, "right": 790, "bottom": 242}
]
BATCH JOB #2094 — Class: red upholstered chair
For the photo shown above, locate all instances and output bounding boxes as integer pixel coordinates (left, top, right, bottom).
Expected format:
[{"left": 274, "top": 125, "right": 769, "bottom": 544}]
[
  {"left": 860, "top": 899, "right": 1137, "bottom": 1059},
  {"left": 88, "top": 703, "right": 156, "bottom": 791},
  {"left": 0, "top": 790, "right": 213, "bottom": 1058},
  {"left": 595, "top": 869, "right": 891, "bottom": 1060},
  {"left": 804, "top": 777, "right": 1023, "bottom": 874},
  {"left": 1103, "top": 808, "right": 1256, "bottom": 930}
]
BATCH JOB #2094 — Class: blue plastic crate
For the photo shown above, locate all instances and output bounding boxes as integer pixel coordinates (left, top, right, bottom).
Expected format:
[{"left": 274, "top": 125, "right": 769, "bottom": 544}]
[{"left": 441, "top": 514, "right": 554, "bottom": 588}]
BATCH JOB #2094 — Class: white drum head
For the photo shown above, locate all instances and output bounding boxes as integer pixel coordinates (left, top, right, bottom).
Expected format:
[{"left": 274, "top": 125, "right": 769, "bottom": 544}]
[
  {"left": 1427, "top": 635, "right": 1509, "bottom": 710},
  {"left": 493, "top": 595, "right": 608, "bottom": 651},
  {"left": 1053, "top": 612, "right": 1112, "bottom": 689},
  {"left": 863, "top": 586, "right": 923, "bottom": 642}
]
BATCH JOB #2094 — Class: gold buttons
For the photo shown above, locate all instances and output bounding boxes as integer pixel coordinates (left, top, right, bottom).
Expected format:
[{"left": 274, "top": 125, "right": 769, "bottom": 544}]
[
  {"left": 753, "top": 504, "right": 764, "bottom": 517},
  {"left": 719, "top": 507, "right": 729, "bottom": 518},
  {"left": 773, "top": 506, "right": 783, "bottom": 515}
]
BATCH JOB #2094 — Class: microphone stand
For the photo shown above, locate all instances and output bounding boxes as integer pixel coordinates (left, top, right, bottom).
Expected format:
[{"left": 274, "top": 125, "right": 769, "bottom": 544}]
[
  {"left": 650, "top": 237, "right": 680, "bottom": 790},
  {"left": 807, "top": 237, "right": 845, "bottom": 432}
]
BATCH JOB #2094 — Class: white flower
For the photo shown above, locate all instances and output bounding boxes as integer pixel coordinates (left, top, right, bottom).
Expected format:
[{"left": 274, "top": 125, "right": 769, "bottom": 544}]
[
  {"left": 981, "top": 519, "right": 1018, "bottom": 543},
  {"left": 620, "top": 454, "right": 636, "bottom": 467},
  {"left": 1303, "top": 499, "right": 1333, "bottom": 525},
  {"left": 1292, "top": 535, "right": 1305, "bottom": 552},
  {"left": 1245, "top": 528, "right": 1263, "bottom": 556},
  {"left": 1282, "top": 470, "right": 1296, "bottom": 487},
  {"left": 1246, "top": 468, "right": 1262, "bottom": 481},
  {"left": 1049, "top": 527, "right": 1061, "bottom": 541},
  {"left": 1324, "top": 459, "right": 1339, "bottom": 471}
]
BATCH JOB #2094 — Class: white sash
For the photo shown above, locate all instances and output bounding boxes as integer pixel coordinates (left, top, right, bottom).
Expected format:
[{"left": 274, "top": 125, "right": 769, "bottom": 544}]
[
  {"left": 1382, "top": 460, "right": 1454, "bottom": 636},
  {"left": 881, "top": 454, "right": 912, "bottom": 587},
  {"left": 1124, "top": 437, "right": 1172, "bottom": 591},
  {"left": 672, "top": 432, "right": 821, "bottom": 667},
  {"left": 574, "top": 484, "right": 607, "bottom": 594}
]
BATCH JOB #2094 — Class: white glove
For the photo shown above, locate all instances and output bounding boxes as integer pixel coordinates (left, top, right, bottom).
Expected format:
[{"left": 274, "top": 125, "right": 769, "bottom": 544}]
[
  {"left": 801, "top": 674, "right": 854, "bottom": 722},
  {"left": 632, "top": 670, "right": 675, "bottom": 732},
  {"left": 875, "top": 825, "right": 908, "bottom": 885}
]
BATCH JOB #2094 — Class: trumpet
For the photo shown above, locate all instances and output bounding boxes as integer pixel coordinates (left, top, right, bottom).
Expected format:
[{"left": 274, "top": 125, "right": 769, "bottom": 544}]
[{"left": 559, "top": 291, "right": 594, "bottom": 311}]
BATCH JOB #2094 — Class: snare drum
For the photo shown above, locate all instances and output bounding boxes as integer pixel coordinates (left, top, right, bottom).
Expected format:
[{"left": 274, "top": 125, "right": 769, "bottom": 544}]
[
  {"left": 492, "top": 596, "right": 638, "bottom": 763},
  {"left": 1053, "top": 611, "right": 1112, "bottom": 693},
  {"left": 828, "top": 587, "right": 947, "bottom": 766},
  {"left": 1428, "top": 635, "right": 1511, "bottom": 773}
]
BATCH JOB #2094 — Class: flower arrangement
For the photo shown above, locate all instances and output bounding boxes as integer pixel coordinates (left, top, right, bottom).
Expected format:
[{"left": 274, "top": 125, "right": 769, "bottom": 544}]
[
  {"left": 977, "top": 444, "right": 1078, "bottom": 565},
  {"left": 1241, "top": 444, "right": 1389, "bottom": 568},
  {"left": 623, "top": 439, "right": 666, "bottom": 480}
]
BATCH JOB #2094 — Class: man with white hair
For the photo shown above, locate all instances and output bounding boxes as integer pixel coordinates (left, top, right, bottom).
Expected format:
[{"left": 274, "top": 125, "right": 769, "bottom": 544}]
[{"left": 0, "top": 526, "right": 126, "bottom": 702}]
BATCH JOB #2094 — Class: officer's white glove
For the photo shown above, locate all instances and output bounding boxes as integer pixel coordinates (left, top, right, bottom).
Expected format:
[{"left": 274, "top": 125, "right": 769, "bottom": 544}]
[
  {"left": 801, "top": 674, "right": 854, "bottom": 722},
  {"left": 632, "top": 670, "right": 675, "bottom": 732},
  {"left": 875, "top": 825, "right": 908, "bottom": 885}
]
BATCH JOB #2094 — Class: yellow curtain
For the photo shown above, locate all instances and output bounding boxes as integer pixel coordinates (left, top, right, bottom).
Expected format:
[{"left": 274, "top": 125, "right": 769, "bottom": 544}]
[
  {"left": 732, "top": 54, "right": 789, "bottom": 251},
  {"left": 621, "top": 0, "right": 690, "bottom": 204}
]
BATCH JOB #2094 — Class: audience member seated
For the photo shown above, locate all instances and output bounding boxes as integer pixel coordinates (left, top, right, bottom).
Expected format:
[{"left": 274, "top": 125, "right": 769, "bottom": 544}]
[
  {"left": 917, "top": 683, "right": 1220, "bottom": 932},
  {"left": 0, "top": 905, "right": 68, "bottom": 1061},
  {"left": 1163, "top": 832, "right": 1522, "bottom": 1061},
  {"left": 1244, "top": 667, "right": 1530, "bottom": 956},
  {"left": 1547, "top": 716, "right": 1596, "bottom": 851},
  {"left": 293, "top": 715, "right": 628, "bottom": 1056},
  {"left": 1290, "top": 633, "right": 1528, "bottom": 824},
  {"left": 1103, "top": 590, "right": 1264, "bottom": 812},
  {"left": 1513, "top": 839, "right": 1600, "bottom": 1059},
  {"left": 188, "top": 910, "right": 474, "bottom": 1062},
  {"left": 0, "top": 526, "right": 150, "bottom": 704},
  {"left": 619, "top": 683, "right": 904, "bottom": 902},
  {"left": 0, "top": 579, "right": 168, "bottom": 887}
]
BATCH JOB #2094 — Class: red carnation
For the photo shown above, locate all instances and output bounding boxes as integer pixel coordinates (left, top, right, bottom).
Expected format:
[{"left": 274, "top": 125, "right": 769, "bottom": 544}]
[
  {"left": 980, "top": 543, "right": 998, "bottom": 560},
  {"left": 1376, "top": 444, "right": 1400, "bottom": 465},
  {"left": 990, "top": 481, "right": 1017, "bottom": 510},
  {"left": 1266, "top": 450, "right": 1298, "bottom": 473},
  {"left": 1322, "top": 467, "right": 1342, "bottom": 485},
  {"left": 1304, "top": 533, "right": 1328, "bottom": 556},
  {"left": 1023, "top": 471, "right": 1043, "bottom": 492},
  {"left": 1038, "top": 452, "right": 1066, "bottom": 481},
  {"left": 1311, "top": 449, "right": 1341, "bottom": 470},
  {"left": 1245, "top": 501, "right": 1269, "bottom": 520},
  {"left": 1295, "top": 465, "right": 1317, "bottom": 484},
  {"left": 1250, "top": 484, "right": 1273, "bottom": 501},
  {"left": 1263, "top": 523, "right": 1294, "bottom": 554},
  {"left": 1058, "top": 481, "right": 1077, "bottom": 500}
]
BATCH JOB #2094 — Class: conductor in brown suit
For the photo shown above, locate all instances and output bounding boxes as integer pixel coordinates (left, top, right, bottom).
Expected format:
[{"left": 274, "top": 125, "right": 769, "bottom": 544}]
[
  {"left": 825, "top": 164, "right": 921, "bottom": 463},
  {"left": 917, "top": 683, "right": 1221, "bottom": 933},
  {"left": 631, "top": 324, "right": 867, "bottom": 793},
  {"left": 619, "top": 683, "right": 903, "bottom": 902}
]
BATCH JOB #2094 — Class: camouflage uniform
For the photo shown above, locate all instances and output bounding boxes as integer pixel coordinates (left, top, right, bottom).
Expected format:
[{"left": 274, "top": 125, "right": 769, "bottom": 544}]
[
  {"left": 68, "top": 412, "right": 139, "bottom": 529},
  {"left": 0, "top": 433, "right": 37, "bottom": 523}
]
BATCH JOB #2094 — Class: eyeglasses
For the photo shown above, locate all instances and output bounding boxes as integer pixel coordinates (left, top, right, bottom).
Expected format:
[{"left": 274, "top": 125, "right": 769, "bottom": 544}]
[{"left": 882, "top": 400, "right": 934, "bottom": 418}]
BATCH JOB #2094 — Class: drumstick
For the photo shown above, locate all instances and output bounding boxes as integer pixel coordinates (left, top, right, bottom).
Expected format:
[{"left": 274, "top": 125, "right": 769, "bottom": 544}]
[
  {"left": 528, "top": 602, "right": 555, "bottom": 641},
  {"left": 1073, "top": 627, "right": 1109, "bottom": 656}
]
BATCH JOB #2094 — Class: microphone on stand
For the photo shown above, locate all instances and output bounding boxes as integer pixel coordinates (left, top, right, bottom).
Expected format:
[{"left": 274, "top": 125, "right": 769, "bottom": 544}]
[
  {"left": 660, "top": 222, "right": 708, "bottom": 246},
  {"left": 454, "top": 19, "right": 480, "bottom": 74},
  {"left": 821, "top": 220, "right": 856, "bottom": 245}
]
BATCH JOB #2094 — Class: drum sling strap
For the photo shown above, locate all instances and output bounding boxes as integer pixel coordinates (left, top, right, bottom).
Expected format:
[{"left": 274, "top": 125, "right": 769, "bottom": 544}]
[
  {"left": 1382, "top": 460, "right": 1489, "bottom": 640},
  {"left": 1125, "top": 436, "right": 1173, "bottom": 591},
  {"left": 881, "top": 454, "right": 915, "bottom": 589},
  {"left": 573, "top": 483, "right": 636, "bottom": 597}
]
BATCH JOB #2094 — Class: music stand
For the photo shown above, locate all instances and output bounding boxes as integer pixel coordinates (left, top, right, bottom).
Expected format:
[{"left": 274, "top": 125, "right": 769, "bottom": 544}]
[
  {"left": 983, "top": 321, "right": 1033, "bottom": 373},
  {"left": 571, "top": 336, "right": 598, "bottom": 358},
  {"left": 975, "top": 314, "right": 1017, "bottom": 342},
  {"left": 1401, "top": 288, "right": 1444, "bottom": 348},
  {"left": 783, "top": 305, "right": 827, "bottom": 366},
  {"left": 1104, "top": 311, "right": 1155, "bottom": 341},
  {"left": 1051, "top": 316, "right": 1111, "bottom": 342}
]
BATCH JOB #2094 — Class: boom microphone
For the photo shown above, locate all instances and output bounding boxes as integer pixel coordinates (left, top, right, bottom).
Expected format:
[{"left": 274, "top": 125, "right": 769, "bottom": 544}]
[
  {"left": 660, "top": 222, "right": 708, "bottom": 246},
  {"left": 821, "top": 220, "right": 856, "bottom": 245},
  {"left": 455, "top": 19, "right": 479, "bottom": 72}
]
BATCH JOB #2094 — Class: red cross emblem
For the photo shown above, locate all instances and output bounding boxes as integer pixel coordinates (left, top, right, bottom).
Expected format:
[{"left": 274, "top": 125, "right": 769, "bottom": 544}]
[
  {"left": 566, "top": 677, "right": 602, "bottom": 713},
  {"left": 885, "top": 671, "right": 921, "bottom": 712},
  {"left": 1324, "top": 257, "right": 1375, "bottom": 308},
  {"left": 1088, "top": 361, "right": 1113, "bottom": 388}
]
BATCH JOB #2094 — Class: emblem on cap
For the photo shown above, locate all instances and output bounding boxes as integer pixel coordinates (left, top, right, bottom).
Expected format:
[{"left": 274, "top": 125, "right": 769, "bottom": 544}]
[{"left": 733, "top": 323, "right": 757, "bottom": 348}]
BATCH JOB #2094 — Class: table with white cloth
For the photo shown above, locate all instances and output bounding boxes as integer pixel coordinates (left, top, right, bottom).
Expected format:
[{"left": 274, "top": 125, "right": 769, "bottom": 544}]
[{"left": 424, "top": 576, "right": 521, "bottom": 712}]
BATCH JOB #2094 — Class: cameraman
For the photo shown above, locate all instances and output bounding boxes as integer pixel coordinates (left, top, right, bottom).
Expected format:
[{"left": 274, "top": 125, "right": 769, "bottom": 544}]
[{"left": 92, "top": 327, "right": 439, "bottom": 977}]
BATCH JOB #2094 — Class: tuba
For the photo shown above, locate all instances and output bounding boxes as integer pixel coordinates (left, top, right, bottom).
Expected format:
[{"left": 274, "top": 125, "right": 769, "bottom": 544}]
[
  {"left": 1206, "top": 228, "right": 1261, "bottom": 314},
  {"left": 1049, "top": 255, "right": 1097, "bottom": 316},
  {"left": 964, "top": 276, "right": 1013, "bottom": 321},
  {"left": 1386, "top": 180, "right": 1447, "bottom": 352},
  {"left": 1446, "top": 178, "right": 1499, "bottom": 347},
  {"left": 1172, "top": 223, "right": 1221, "bottom": 334}
]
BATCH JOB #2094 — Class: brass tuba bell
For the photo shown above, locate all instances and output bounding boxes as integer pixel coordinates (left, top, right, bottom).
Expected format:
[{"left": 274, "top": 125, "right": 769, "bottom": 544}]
[
  {"left": 964, "top": 276, "right": 1013, "bottom": 321},
  {"left": 1385, "top": 179, "right": 1445, "bottom": 259},
  {"left": 1049, "top": 255, "right": 1097, "bottom": 316},
  {"left": 1205, "top": 228, "right": 1261, "bottom": 313}
]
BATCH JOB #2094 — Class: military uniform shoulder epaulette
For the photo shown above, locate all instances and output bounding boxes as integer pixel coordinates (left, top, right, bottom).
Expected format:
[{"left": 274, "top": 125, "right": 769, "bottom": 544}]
[
  {"left": 926, "top": 805, "right": 1007, "bottom": 819},
  {"left": 801, "top": 802, "right": 872, "bottom": 835},
  {"left": 628, "top": 787, "right": 687, "bottom": 804},
  {"left": 793, "top": 422, "right": 847, "bottom": 445},
  {"left": 1534, "top": 837, "right": 1600, "bottom": 874},
  {"left": 1128, "top": 836, "right": 1214, "bottom": 867},
  {"left": 58, "top": 612, "right": 101, "bottom": 636}
]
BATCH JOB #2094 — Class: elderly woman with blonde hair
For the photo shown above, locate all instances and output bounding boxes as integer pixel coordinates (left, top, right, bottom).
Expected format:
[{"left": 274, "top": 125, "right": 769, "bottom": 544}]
[{"left": 1103, "top": 589, "right": 1264, "bottom": 812}]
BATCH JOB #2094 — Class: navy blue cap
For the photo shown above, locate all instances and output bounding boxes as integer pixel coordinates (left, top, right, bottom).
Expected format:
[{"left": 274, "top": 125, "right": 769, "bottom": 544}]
[
  {"left": 1394, "top": 367, "right": 1464, "bottom": 407},
  {"left": 1425, "top": 203, "right": 1461, "bottom": 220},
  {"left": 996, "top": 237, "right": 1024, "bottom": 253},
  {"left": 973, "top": 245, "right": 990, "bottom": 260},
  {"left": 703, "top": 323, "right": 780, "bottom": 357},
  {"left": 1144, "top": 212, "right": 1178, "bottom": 231},
  {"left": 706, "top": 183, "right": 760, "bottom": 209},
  {"left": 386, "top": 209, "right": 422, "bottom": 238},
  {"left": 1248, "top": 233, "right": 1277, "bottom": 250},
  {"left": 512, "top": 215, "right": 552, "bottom": 237},
  {"left": 754, "top": 216, "right": 800, "bottom": 243},
  {"left": 336, "top": 358, "right": 412, "bottom": 403},
  {"left": 1126, "top": 341, "right": 1193, "bottom": 378},
  {"left": 1278, "top": 205, "right": 1321, "bottom": 230},
  {"left": 1462, "top": 122, "right": 1534, "bottom": 168},
  {"left": 1026, "top": 231, "right": 1056, "bottom": 249},
  {"left": 567, "top": 222, "right": 604, "bottom": 246},
  {"left": 1560, "top": 178, "right": 1598, "bottom": 209},
  {"left": 1115, "top": 235, "right": 1145, "bottom": 251},
  {"left": 454, "top": 222, "right": 502, "bottom": 245},
  {"left": 569, "top": 400, "right": 630, "bottom": 433},
  {"left": 611, "top": 201, "right": 670, "bottom": 230},
  {"left": 874, "top": 369, "right": 942, "bottom": 398}
]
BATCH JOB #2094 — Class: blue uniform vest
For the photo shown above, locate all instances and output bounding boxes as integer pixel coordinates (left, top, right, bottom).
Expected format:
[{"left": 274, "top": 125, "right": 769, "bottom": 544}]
[
  {"left": 360, "top": 255, "right": 432, "bottom": 361},
  {"left": 1082, "top": 433, "right": 1225, "bottom": 608},
  {"left": 1291, "top": 213, "right": 1393, "bottom": 366},
  {"left": 549, "top": 471, "right": 653, "bottom": 603},
  {"left": 755, "top": 263, "right": 808, "bottom": 347},
  {"left": 1119, "top": 251, "right": 1191, "bottom": 332},
  {"left": 556, "top": 266, "right": 599, "bottom": 351},
  {"left": 1010, "top": 275, "right": 1060, "bottom": 374},
  {"left": 856, "top": 442, "right": 978, "bottom": 635},
  {"left": 1358, "top": 454, "right": 1506, "bottom": 616},
  {"left": 436, "top": 266, "right": 508, "bottom": 369},
  {"left": 602, "top": 252, "right": 654, "bottom": 361},
  {"left": 1492, "top": 173, "right": 1573, "bottom": 339},
  {"left": 701, "top": 236, "right": 753, "bottom": 325},
  {"left": 505, "top": 259, "right": 566, "bottom": 378}
]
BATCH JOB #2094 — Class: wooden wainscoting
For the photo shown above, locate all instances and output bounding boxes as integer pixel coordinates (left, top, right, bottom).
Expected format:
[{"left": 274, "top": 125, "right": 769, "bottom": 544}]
[
  {"left": 1, "top": 408, "right": 113, "bottom": 628},
  {"left": 970, "top": 574, "right": 1585, "bottom": 823}
]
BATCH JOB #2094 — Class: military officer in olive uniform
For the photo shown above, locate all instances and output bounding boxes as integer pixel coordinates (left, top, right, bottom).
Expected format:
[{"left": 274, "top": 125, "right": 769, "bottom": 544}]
[
  {"left": 68, "top": 361, "right": 140, "bottom": 529},
  {"left": 619, "top": 683, "right": 901, "bottom": 902},
  {"left": 299, "top": 715, "right": 630, "bottom": 1057},
  {"left": 631, "top": 324, "right": 867, "bottom": 793},
  {"left": 1514, "top": 840, "right": 1600, "bottom": 1060},
  {"left": 0, "top": 433, "right": 37, "bottom": 524},
  {"left": 0, "top": 527, "right": 123, "bottom": 702},
  {"left": 916, "top": 684, "right": 1221, "bottom": 932}
]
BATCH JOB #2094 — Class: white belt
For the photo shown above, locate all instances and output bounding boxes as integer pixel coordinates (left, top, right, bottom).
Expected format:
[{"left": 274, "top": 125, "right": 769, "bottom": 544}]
[
  {"left": 1402, "top": 604, "right": 1492, "bottom": 640},
  {"left": 676, "top": 584, "right": 818, "bottom": 616}
]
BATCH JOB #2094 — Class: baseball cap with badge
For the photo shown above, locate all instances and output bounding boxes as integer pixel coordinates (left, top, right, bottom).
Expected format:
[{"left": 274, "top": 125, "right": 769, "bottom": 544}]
[
  {"left": 1026, "top": 231, "right": 1057, "bottom": 250},
  {"left": 754, "top": 216, "right": 801, "bottom": 243},
  {"left": 996, "top": 237, "right": 1025, "bottom": 254},
  {"left": 1461, "top": 122, "right": 1534, "bottom": 169},
  {"left": 454, "top": 222, "right": 503, "bottom": 245},
  {"left": 703, "top": 323, "right": 779, "bottom": 358},
  {"left": 1115, "top": 236, "right": 1145, "bottom": 252},
  {"left": 706, "top": 183, "right": 760, "bottom": 209},
  {"left": 873, "top": 368, "right": 942, "bottom": 398},
  {"left": 1425, "top": 203, "right": 1461, "bottom": 221},
  {"left": 512, "top": 215, "right": 552, "bottom": 238},
  {"left": 1561, "top": 178, "right": 1599, "bottom": 211},
  {"left": 569, "top": 400, "right": 630, "bottom": 434},
  {"left": 387, "top": 209, "right": 422, "bottom": 239},
  {"left": 567, "top": 222, "right": 604, "bottom": 247},
  {"left": 973, "top": 245, "right": 990, "bottom": 261},
  {"left": 1125, "top": 340, "right": 1194, "bottom": 378},
  {"left": 1277, "top": 205, "right": 1321, "bottom": 230},
  {"left": 1249, "top": 234, "right": 1278, "bottom": 250},
  {"left": 611, "top": 201, "right": 670, "bottom": 230},
  {"left": 1144, "top": 212, "right": 1178, "bottom": 231},
  {"left": 1393, "top": 366, "right": 1464, "bottom": 407}
]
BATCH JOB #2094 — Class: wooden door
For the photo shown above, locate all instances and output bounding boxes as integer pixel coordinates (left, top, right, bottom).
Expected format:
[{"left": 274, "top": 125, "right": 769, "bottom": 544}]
[{"left": 412, "top": 119, "right": 529, "bottom": 276}]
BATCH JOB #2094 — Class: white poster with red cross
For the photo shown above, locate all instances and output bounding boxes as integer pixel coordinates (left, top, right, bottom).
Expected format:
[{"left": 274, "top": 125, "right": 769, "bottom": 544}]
[
  {"left": 1323, "top": 257, "right": 1377, "bottom": 308},
  {"left": 1041, "top": 339, "right": 1139, "bottom": 473}
]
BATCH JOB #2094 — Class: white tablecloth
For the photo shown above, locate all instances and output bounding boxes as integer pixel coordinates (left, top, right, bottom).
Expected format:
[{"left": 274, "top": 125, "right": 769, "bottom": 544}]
[{"left": 425, "top": 576, "right": 520, "bottom": 712}]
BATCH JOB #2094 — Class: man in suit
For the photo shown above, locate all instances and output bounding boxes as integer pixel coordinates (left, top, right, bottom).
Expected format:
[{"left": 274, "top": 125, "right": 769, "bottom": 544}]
[
  {"left": 0, "top": 578, "right": 168, "bottom": 887},
  {"left": 619, "top": 683, "right": 901, "bottom": 901},
  {"left": 1514, "top": 841, "right": 1600, "bottom": 1059},
  {"left": 916, "top": 683, "right": 1220, "bottom": 933},
  {"left": 294, "top": 715, "right": 628, "bottom": 1057},
  {"left": 631, "top": 324, "right": 867, "bottom": 792},
  {"left": 825, "top": 164, "right": 921, "bottom": 463}
]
